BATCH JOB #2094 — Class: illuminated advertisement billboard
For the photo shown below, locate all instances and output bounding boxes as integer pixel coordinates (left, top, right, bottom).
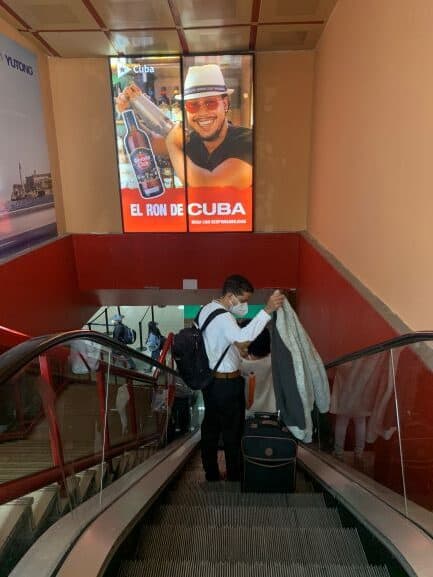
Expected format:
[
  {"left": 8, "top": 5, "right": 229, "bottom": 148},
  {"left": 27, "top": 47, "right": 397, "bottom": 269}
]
[{"left": 110, "top": 54, "right": 253, "bottom": 232}]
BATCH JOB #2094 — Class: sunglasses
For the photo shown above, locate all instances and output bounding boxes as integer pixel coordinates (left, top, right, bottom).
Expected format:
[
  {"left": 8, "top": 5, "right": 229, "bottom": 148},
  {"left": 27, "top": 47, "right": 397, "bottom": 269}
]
[{"left": 184, "top": 97, "right": 222, "bottom": 113}]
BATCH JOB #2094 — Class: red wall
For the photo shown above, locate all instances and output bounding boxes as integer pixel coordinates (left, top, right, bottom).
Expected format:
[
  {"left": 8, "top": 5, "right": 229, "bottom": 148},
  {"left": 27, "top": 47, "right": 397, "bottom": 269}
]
[
  {"left": 297, "top": 235, "right": 397, "bottom": 363},
  {"left": 0, "top": 231, "right": 401, "bottom": 349},
  {"left": 72, "top": 233, "right": 299, "bottom": 291},
  {"left": 0, "top": 236, "right": 97, "bottom": 336},
  {"left": 3, "top": 231, "right": 398, "bottom": 347}
]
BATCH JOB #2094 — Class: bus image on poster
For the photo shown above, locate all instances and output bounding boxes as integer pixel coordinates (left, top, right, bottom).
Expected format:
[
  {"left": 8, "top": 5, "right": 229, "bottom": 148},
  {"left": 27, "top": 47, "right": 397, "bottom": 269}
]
[
  {"left": 110, "top": 54, "right": 253, "bottom": 233},
  {"left": 0, "top": 32, "right": 57, "bottom": 257}
]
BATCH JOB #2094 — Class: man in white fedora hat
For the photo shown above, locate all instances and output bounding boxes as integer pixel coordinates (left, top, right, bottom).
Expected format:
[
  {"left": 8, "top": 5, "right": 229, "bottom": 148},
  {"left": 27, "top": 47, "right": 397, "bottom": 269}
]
[{"left": 165, "top": 63, "right": 252, "bottom": 189}]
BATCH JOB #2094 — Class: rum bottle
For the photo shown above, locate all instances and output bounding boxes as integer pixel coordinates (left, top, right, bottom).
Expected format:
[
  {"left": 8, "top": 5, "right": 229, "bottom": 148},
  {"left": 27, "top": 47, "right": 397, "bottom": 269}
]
[{"left": 122, "top": 109, "right": 164, "bottom": 199}]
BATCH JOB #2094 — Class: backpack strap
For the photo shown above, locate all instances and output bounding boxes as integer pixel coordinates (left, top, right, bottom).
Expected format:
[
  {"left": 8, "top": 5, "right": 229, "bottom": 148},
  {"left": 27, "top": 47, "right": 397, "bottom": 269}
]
[
  {"left": 196, "top": 308, "right": 231, "bottom": 372},
  {"left": 195, "top": 307, "right": 228, "bottom": 332},
  {"left": 213, "top": 345, "right": 231, "bottom": 372}
]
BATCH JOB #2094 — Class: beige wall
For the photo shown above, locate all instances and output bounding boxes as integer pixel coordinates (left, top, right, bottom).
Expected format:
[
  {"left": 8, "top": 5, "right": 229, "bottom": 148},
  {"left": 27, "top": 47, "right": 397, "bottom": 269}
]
[
  {"left": 0, "top": 17, "right": 64, "bottom": 230},
  {"left": 47, "top": 52, "right": 315, "bottom": 233},
  {"left": 255, "top": 52, "right": 314, "bottom": 231},
  {"left": 309, "top": 0, "right": 433, "bottom": 330},
  {"left": 48, "top": 59, "right": 123, "bottom": 233}
]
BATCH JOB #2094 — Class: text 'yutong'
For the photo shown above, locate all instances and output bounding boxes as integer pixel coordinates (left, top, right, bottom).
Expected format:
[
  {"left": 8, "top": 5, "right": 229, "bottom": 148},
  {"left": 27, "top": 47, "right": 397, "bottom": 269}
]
[{"left": 2, "top": 53, "right": 34, "bottom": 76}]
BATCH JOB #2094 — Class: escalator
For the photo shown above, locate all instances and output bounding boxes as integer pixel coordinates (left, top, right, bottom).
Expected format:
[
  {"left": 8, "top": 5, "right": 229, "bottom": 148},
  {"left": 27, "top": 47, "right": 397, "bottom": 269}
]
[
  {"left": 116, "top": 451, "right": 389, "bottom": 577},
  {"left": 1, "top": 329, "right": 433, "bottom": 577}
]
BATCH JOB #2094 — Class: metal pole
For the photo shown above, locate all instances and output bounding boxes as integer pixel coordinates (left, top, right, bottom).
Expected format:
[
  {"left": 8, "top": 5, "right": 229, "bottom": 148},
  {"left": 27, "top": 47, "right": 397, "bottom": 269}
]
[
  {"left": 391, "top": 349, "right": 408, "bottom": 518},
  {"left": 139, "top": 320, "right": 143, "bottom": 350},
  {"left": 104, "top": 308, "right": 109, "bottom": 335},
  {"left": 151, "top": 305, "right": 155, "bottom": 323}
]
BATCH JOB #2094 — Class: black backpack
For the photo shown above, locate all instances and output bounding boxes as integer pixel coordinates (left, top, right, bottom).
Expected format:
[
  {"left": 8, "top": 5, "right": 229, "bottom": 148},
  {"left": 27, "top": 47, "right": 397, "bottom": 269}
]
[
  {"left": 172, "top": 308, "right": 230, "bottom": 390},
  {"left": 114, "top": 323, "right": 136, "bottom": 345},
  {"left": 123, "top": 326, "right": 136, "bottom": 345}
]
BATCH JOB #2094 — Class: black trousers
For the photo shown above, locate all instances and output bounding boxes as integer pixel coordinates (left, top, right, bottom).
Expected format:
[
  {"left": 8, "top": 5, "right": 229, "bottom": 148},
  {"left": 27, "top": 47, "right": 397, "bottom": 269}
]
[{"left": 201, "top": 376, "right": 245, "bottom": 481}]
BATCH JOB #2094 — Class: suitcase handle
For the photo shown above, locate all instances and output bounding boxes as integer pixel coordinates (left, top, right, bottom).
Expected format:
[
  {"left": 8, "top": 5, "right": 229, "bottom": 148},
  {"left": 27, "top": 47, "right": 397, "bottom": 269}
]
[
  {"left": 252, "top": 412, "right": 279, "bottom": 420},
  {"left": 243, "top": 455, "right": 296, "bottom": 469},
  {"left": 259, "top": 420, "right": 279, "bottom": 427},
  {"left": 249, "top": 420, "right": 287, "bottom": 430}
]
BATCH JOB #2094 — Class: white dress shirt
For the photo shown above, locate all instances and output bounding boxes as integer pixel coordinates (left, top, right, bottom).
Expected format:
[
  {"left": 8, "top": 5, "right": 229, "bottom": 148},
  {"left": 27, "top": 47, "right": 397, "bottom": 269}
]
[{"left": 198, "top": 301, "right": 271, "bottom": 373}]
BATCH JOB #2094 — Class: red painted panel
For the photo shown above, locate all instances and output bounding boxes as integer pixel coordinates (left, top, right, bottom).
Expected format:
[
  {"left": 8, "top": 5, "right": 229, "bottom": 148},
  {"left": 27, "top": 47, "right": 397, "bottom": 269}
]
[
  {"left": 0, "top": 237, "right": 98, "bottom": 335},
  {"left": 72, "top": 233, "right": 299, "bottom": 291},
  {"left": 297, "top": 236, "right": 396, "bottom": 363}
]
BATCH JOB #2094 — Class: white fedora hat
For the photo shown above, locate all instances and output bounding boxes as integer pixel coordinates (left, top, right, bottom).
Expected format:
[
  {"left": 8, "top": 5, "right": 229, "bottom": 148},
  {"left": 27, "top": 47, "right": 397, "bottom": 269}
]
[{"left": 176, "top": 64, "right": 234, "bottom": 101}]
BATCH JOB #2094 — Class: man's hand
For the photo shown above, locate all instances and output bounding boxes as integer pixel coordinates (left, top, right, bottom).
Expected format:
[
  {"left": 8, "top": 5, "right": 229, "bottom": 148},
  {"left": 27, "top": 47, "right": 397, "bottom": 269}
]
[
  {"left": 116, "top": 93, "right": 130, "bottom": 113},
  {"left": 264, "top": 290, "right": 285, "bottom": 315}
]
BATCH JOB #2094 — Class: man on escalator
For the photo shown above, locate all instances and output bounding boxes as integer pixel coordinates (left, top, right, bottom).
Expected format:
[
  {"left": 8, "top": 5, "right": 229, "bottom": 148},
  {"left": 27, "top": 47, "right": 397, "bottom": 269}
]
[
  {"left": 198, "top": 275, "right": 284, "bottom": 482},
  {"left": 112, "top": 314, "right": 136, "bottom": 370}
]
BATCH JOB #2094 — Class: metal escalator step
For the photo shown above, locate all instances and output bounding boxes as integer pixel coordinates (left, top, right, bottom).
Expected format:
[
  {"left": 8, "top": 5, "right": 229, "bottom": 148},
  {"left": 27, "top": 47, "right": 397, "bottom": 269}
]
[
  {"left": 118, "top": 560, "right": 389, "bottom": 577},
  {"left": 164, "top": 491, "right": 326, "bottom": 508},
  {"left": 171, "top": 480, "right": 241, "bottom": 493},
  {"left": 147, "top": 505, "right": 341, "bottom": 528},
  {"left": 137, "top": 526, "right": 368, "bottom": 564},
  {"left": 179, "top": 470, "right": 313, "bottom": 490}
]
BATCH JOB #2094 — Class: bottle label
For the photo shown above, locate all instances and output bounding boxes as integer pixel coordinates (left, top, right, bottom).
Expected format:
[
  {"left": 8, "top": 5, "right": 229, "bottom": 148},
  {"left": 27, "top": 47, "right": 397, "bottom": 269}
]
[{"left": 129, "top": 147, "right": 163, "bottom": 197}]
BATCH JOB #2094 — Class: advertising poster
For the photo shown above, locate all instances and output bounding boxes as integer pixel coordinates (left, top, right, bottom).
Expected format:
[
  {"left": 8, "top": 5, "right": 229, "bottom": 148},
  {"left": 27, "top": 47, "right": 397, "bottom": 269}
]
[
  {"left": 0, "top": 33, "right": 56, "bottom": 258},
  {"left": 182, "top": 54, "right": 253, "bottom": 232},
  {"left": 111, "top": 56, "right": 187, "bottom": 232},
  {"left": 110, "top": 54, "right": 253, "bottom": 233}
]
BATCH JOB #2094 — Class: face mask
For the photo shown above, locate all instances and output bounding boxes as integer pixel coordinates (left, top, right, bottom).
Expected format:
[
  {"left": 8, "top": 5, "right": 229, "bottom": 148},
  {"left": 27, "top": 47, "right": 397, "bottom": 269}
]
[{"left": 230, "top": 296, "right": 248, "bottom": 317}]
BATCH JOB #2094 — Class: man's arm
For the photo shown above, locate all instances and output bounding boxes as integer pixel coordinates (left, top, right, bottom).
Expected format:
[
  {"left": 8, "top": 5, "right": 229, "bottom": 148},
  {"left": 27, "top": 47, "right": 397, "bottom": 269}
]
[
  {"left": 216, "top": 291, "right": 285, "bottom": 344},
  {"left": 164, "top": 123, "right": 185, "bottom": 184},
  {"left": 165, "top": 124, "right": 252, "bottom": 188},
  {"left": 216, "top": 310, "right": 271, "bottom": 345},
  {"left": 186, "top": 157, "right": 252, "bottom": 188}
]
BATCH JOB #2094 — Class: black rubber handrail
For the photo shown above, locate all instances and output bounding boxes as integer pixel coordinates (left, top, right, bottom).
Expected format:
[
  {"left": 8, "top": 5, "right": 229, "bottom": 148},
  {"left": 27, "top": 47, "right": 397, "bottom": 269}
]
[
  {"left": 325, "top": 331, "right": 433, "bottom": 369},
  {"left": 0, "top": 329, "right": 179, "bottom": 383},
  {"left": 87, "top": 307, "right": 109, "bottom": 325}
]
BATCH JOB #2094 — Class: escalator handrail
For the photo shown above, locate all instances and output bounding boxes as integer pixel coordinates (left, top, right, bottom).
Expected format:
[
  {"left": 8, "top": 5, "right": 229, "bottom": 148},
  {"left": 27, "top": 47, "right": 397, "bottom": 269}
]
[
  {"left": 0, "top": 329, "right": 180, "bottom": 383},
  {"left": 86, "top": 307, "right": 109, "bottom": 326},
  {"left": 325, "top": 330, "right": 433, "bottom": 368}
]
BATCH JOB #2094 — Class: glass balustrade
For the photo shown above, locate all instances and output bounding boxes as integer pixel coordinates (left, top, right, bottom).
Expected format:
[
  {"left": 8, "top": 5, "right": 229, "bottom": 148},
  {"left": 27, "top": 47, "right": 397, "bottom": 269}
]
[
  {"left": 315, "top": 338, "right": 433, "bottom": 536},
  {"left": 0, "top": 331, "right": 201, "bottom": 574}
]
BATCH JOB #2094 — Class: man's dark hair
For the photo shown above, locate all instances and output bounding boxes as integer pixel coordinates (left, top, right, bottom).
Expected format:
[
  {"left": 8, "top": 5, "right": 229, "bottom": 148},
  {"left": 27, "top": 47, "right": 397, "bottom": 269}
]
[
  {"left": 248, "top": 328, "right": 271, "bottom": 357},
  {"left": 222, "top": 274, "right": 254, "bottom": 296}
]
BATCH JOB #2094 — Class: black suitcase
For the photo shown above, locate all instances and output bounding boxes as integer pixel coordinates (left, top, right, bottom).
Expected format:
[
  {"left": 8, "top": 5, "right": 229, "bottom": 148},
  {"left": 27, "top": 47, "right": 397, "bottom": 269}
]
[{"left": 241, "top": 413, "right": 297, "bottom": 493}]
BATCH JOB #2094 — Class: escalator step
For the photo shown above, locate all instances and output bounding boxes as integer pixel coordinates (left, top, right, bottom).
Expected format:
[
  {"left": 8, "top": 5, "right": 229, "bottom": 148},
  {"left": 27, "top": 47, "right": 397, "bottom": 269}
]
[
  {"left": 171, "top": 480, "right": 241, "bottom": 493},
  {"left": 118, "top": 560, "right": 389, "bottom": 577},
  {"left": 137, "top": 526, "right": 368, "bottom": 564},
  {"left": 177, "top": 472, "right": 314, "bottom": 492},
  {"left": 164, "top": 491, "right": 326, "bottom": 508},
  {"left": 147, "top": 505, "right": 341, "bottom": 528}
]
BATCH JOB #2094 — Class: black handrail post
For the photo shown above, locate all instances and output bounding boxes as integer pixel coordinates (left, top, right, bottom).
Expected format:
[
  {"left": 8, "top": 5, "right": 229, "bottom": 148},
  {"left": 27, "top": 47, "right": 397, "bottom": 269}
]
[
  {"left": 104, "top": 308, "right": 109, "bottom": 335},
  {"left": 139, "top": 320, "right": 143, "bottom": 350},
  {"left": 87, "top": 306, "right": 110, "bottom": 327},
  {"left": 151, "top": 305, "right": 155, "bottom": 323}
]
